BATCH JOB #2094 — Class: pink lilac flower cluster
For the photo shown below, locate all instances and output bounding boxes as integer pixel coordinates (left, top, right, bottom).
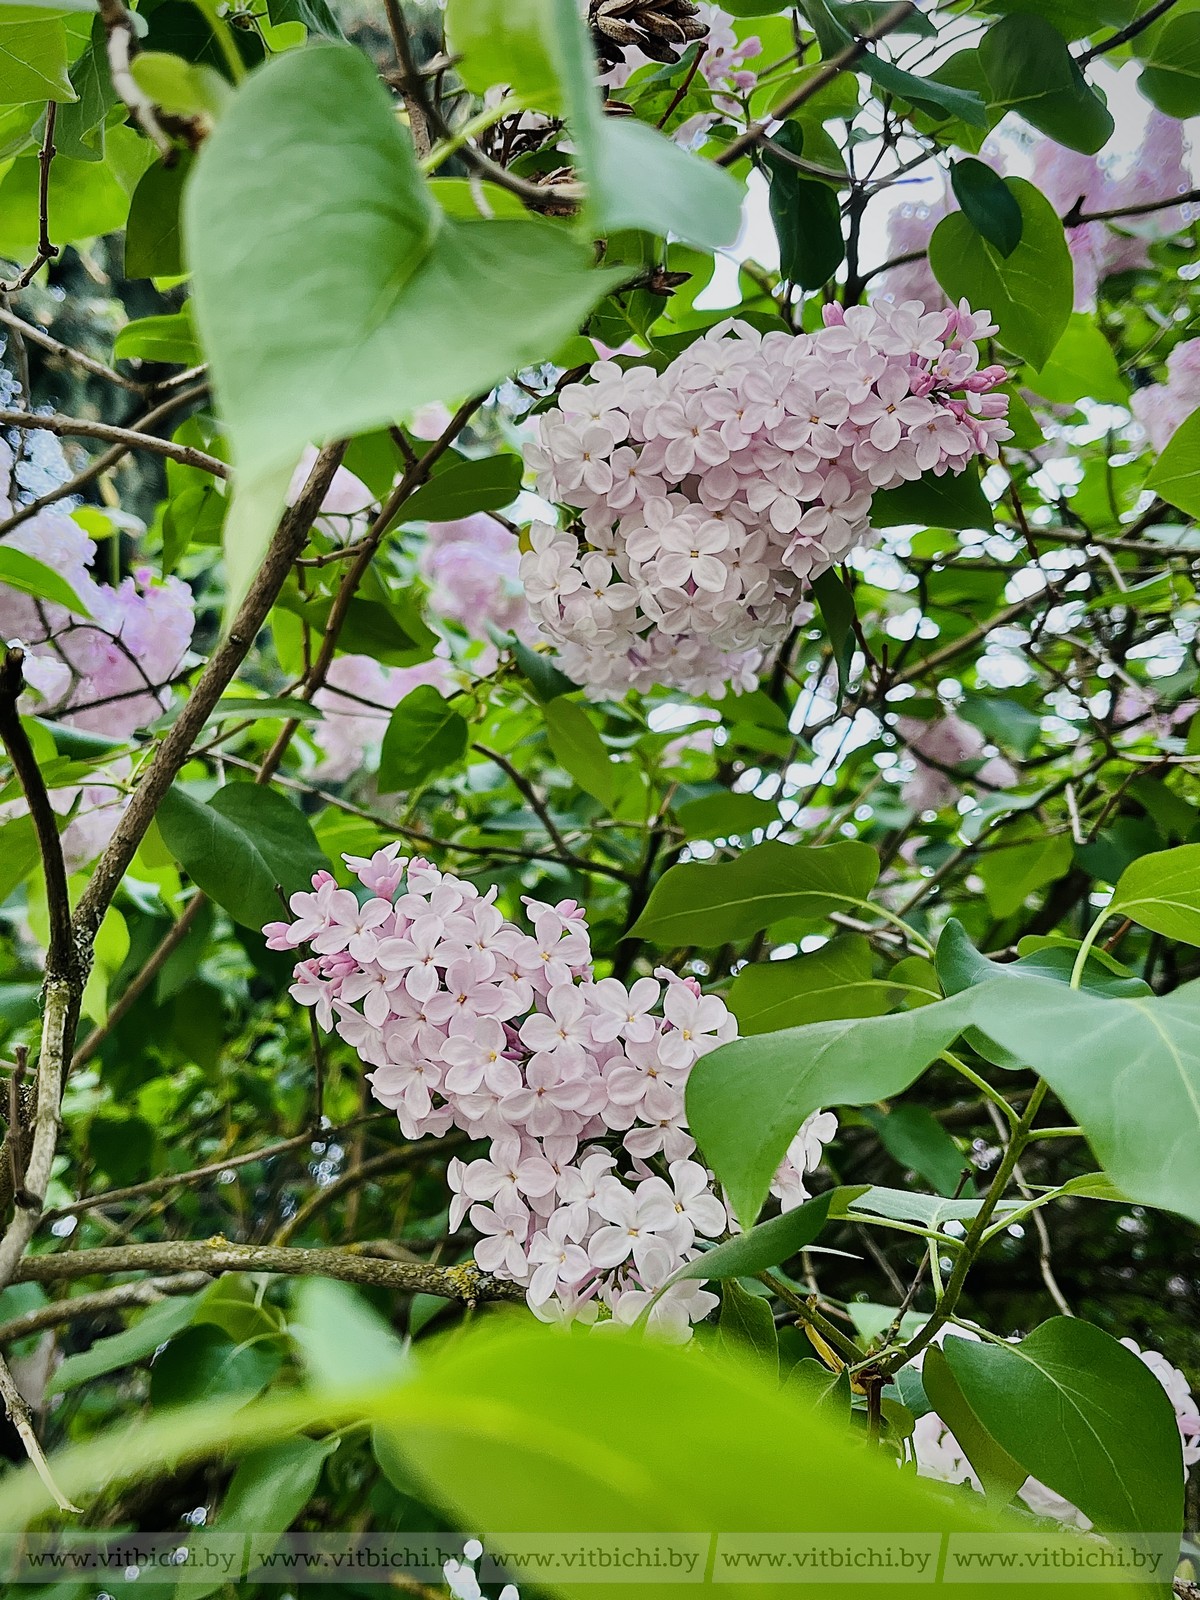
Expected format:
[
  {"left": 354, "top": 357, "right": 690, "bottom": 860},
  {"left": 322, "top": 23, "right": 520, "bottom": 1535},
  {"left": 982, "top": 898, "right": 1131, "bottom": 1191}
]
[
  {"left": 600, "top": 3, "right": 761, "bottom": 147},
  {"left": 896, "top": 712, "right": 1018, "bottom": 814},
  {"left": 265, "top": 846, "right": 837, "bottom": 1338},
  {"left": 0, "top": 430, "right": 195, "bottom": 868},
  {"left": 419, "top": 514, "right": 537, "bottom": 647},
  {"left": 912, "top": 1331, "right": 1200, "bottom": 1521},
  {"left": 0, "top": 443, "right": 194, "bottom": 739},
  {"left": 1034, "top": 113, "right": 1193, "bottom": 311},
  {"left": 520, "top": 304, "right": 1010, "bottom": 698},
  {"left": 1131, "top": 337, "right": 1200, "bottom": 453}
]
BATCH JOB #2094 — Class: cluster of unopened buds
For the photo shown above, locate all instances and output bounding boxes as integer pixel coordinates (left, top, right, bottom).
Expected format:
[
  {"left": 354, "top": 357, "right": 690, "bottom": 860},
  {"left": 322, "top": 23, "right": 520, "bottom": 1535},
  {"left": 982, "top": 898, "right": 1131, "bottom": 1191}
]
[
  {"left": 266, "top": 846, "right": 836, "bottom": 1338},
  {"left": 520, "top": 301, "right": 1011, "bottom": 698}
]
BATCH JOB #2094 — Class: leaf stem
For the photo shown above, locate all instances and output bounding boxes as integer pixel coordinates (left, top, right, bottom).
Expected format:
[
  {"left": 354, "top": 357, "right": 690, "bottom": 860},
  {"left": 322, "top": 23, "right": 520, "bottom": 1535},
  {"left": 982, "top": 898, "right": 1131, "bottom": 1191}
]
[
  {"left": 889, "top": 1078, "right": 1049, "bottom": 1373},
  {"left": 1069, "top": 906, "right": 1110, "bottom": 989},
  {"left": 940, "top": 1050, "right": 1018, "bottom": 1130}
]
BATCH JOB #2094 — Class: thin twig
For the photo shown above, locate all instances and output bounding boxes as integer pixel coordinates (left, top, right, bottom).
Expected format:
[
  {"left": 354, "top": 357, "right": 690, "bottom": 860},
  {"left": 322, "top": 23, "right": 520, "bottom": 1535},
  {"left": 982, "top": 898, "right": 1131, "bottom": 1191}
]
[
  {"left": 0, "top": 408, "right": 229, "bottom": 479},
  {"left": 0, "top": 1350, "right": 80, "bottom": 1512},
  {"left": 384, "top": 0, "right": 432, "bottom": 159},
  {"left": 716, "top": 2, "right": 916, "bottom": 168},
  {"left": 0, "top": 107, "right": 59, "bottom": 294},
  {"left": 73, "top": 442, "right": 347, "bottom": 947},
  {"left": 0, "top": 653, "right": 73, "bottom": 971},
  {"left": 0, "top": 304, "right": 148, "bottom": 394},
  {"left": 70, "top": 895, "right": 207, "bottom": 1072},
  {"left": 41, "top": 1113, "right": 390, "bottom": 1222},
  {"left": 0, "top": 383, "right": 209, "bottom": 540},
  {"left": 96, "top": 0, "right": 174, "bottom": 157},
  {"left": 1076, "top": 0, "right": 1179, "bottom": 64},
  {"left": 0, "top": 1273, "right": 211, "bottom": 1345}
]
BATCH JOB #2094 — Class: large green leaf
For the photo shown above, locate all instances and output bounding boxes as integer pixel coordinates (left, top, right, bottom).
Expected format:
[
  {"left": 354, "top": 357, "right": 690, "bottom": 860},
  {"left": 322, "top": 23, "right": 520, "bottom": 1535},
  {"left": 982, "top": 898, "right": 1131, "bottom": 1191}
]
[
  {"left": 837, "top": 1186, "right": 1021, "bottom": 1234},
  {"left": 950, "top": 157, "right": 1022, "bottom": 257},
  {"left": 929, "top": 178, "right": 1072, "bottom": 368},
  {"left": 586, "top": 117, "right": 745, "bottom": 251},
  {"left": 968, "top": 975, "right": 1200, "bottom": 1224},
  {"left": 1109, "top": 842, "right": 1200, "bottom": 945},
  {"left": 1147, "top": 407, "right": 1200, "bottom": 518},
  {"left": 763, "top": 122, "right": 844, "bottom": 290},
  {"left": 1138, "top": 13, "right": 1200, "bottom": 118},
  {"left": 47, "top": 1293, "right": 202, "bottom": 1396},
  {"left": 157, "top": 782, "right": 330, "bottom": 929},
  {"left": 861, "top": 1106, "right": 971, "bottom": 1198},
  {"left": 383, "top": 1323, "right": 1090, "bottom": 1597},
  {"left": 920, "top": 1344, "right": 1027, "bottom": 1506},
  {"left": 445, "top": 0, "right": 561, "bottom": 108},
  {"left": 871, "top": 466, "right": 993, "bottom": 532},
  {"left": 1028, "top": 315, "right": 1127, "bottom": 408},
  {"left": 2, "top": 1319, "right": 1158, "bottom": 1600},
  {"left": 378, "top": 687, "right": 469, "bottom": 795},
  {"left": 687, "top": 990, "right": 977, "bottom": 1224},
  {"left": 979, "top": 15, "right": 1114, "bottom": 153},
  {"left": 977, "top": 820, "right": 1073, "bottom": 919},
  {"left": 728, "top": 934, "right": 900, "bottom": 1035},
  {"left": 544, "top": 698, "right": 618, "bottom": 810},
  {"left": 717, "top": 1278, "right": 778, "bottom": 1374},
  {"left": 668, "top": 1189, "right": 846, "bottom": 1283},
  {"left": 0, "top": 7, "right": 73, "bottom": 104},
  {"left": 629, "top": 839, "right": 880, "bottom": 948},
  {"left": 547, "top": 0, "right": 743, "bottom": 249},
  {"left": 0, "top": 547, "right": 91, "bottom": 617},
  {"left": 943, "top": 1319, "right": 1184, "bottom": 1536},
  {"left": 397, "top": 454, "right": 523, "bottom": 525},
  {"left": 185, "top": 44, "right": 621, "bottom": 611}
]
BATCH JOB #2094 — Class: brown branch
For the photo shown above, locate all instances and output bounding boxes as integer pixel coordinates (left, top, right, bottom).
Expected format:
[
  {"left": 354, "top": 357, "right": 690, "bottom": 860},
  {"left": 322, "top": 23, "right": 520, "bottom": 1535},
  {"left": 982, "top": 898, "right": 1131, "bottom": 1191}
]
[
  {"left": 474, "top": 741, "right": 578, "bottom": 862},
  {"left": 715, "top": 1, "right": 916, "bottom": 168},
  {"left": 0, "top": 383, "right": 210, "bottom": 540},
  {"left": 72, "top": 441, "right": 347, "bottom": 947},
  {"left": 0, "top": 107, "right": 59, "bottom": 294},
  {"left": 96, "top": 0, "right": 174, "bottom": 157},
  {"left": 1076, "top": 0, "right": 1179, "bottom": 64},
  {"left": 11, "top": 1240, "right": 527, "bottom": 1304},
  {"left": 41, "top": 1111, "right": 390, "bottom": 1222},
  {"left": 0, "top": 304, "right": 148, "bottom": 394},
  {"left": 257, "top": 399, "right": 484, "bottom": 783},
  {"left": 0, "top": 651, "right": 74, "bottom": 973},
  {"left": 0, "top": 408, "right": 229, "bottom": 480},
  {"left": 0, "top": 1273, "right": 210, "bottom": 1345},
  {"left": 1066, "top": 186, "right": 1200, "bottom": 227},
  {"left": 0, "top": 448, "right": 347, "bottom": 1298},
  {"left": 70, "top": 894, "right": 206, "bottom": 1072},
  {"left": 270, "top": 1146, "right": 429, "bottom": 1246},
  {"left": 0, "top": 1349, "right": 78, "bottom": 1512},
  {"left": 384, "top": 0, "right": 432, "bottom": 159}
]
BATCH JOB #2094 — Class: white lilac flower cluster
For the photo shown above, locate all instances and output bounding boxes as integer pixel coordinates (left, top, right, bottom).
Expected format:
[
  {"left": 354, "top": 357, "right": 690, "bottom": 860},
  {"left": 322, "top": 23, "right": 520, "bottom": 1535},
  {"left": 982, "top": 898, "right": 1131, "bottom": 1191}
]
[
  {"left": 913, "top": 1332, "right": 1200, "bottom": 1522},
  {"left": 265, "top": 846, "right": 837, "bottom": 1339},
  {"left": 520, "top": 302, "right": 1010, "bottom": 699}
]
